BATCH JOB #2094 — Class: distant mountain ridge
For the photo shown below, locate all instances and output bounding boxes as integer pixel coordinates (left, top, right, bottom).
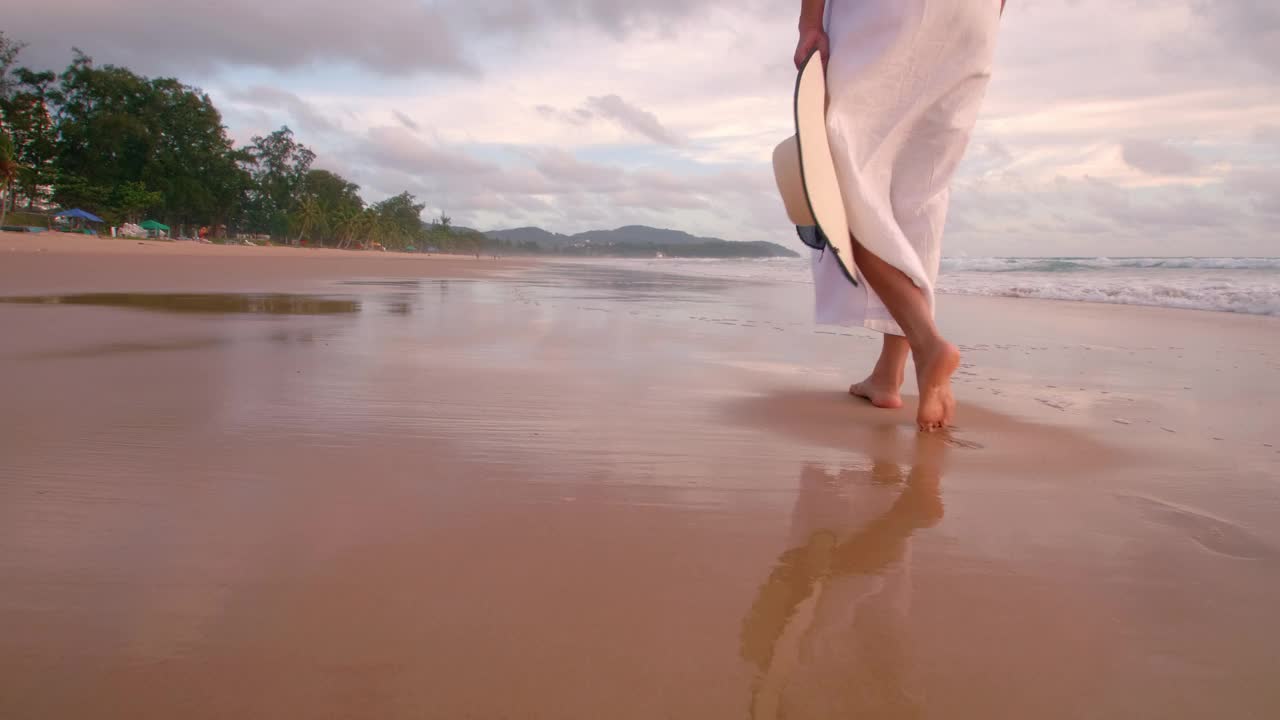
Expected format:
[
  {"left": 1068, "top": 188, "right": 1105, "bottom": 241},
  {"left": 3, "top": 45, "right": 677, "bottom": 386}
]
[{"left": 484, "top": 224, "right": 798, "bottom": 258}]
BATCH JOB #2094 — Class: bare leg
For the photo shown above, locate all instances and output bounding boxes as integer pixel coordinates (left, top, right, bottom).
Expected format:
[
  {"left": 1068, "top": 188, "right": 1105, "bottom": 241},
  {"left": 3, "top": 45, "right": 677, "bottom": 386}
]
[
  {"left": 850, "top": 334, "right": 909, "bottom": 409},
  {"left": 849, "top": 242, "right": 961, "bottom": 431}
]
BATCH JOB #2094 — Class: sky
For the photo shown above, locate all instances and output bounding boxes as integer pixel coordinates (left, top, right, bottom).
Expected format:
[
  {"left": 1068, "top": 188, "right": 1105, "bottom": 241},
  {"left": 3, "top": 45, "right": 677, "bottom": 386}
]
[{"left": 8, "top": 0, "right": 1280, "bottom": 257}]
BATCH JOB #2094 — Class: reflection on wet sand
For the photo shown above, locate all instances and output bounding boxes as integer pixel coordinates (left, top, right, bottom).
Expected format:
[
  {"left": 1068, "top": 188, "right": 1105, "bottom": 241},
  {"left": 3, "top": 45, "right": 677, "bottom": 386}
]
[
  {"left": 743, "top": 432, "right": 948, "bottom": 719},
  {"left": 0, "top": 292, "right": 360, "bottom": 315}
]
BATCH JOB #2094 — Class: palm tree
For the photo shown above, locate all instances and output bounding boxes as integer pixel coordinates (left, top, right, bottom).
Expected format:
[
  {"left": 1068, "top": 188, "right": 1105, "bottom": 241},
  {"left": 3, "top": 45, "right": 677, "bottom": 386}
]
[
  {"left": 293, "top": 196, "right": 327, "bottom": 246},
  {"left": 357, "top": 209, "right": 381, "bottom": 249},
  {"left": 427, "top": 213, "right": 456, "bottom": 253},
  {"left": 330, "top": 206, "right": 361, "bottom": 249},
  {"left": 341, "top": 208, "right": 385, "bottom": 250},
  {"left": 368, "top": 210, "right": 396, "bottom": 250},
  {"left": 0, "top": 131, "right": 17, "bottom": 229}
]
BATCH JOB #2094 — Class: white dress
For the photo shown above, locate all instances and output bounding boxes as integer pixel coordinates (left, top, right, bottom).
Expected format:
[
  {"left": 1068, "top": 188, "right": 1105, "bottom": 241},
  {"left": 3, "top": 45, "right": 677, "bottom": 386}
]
[{"left": 812, "top": 0, "right": 1001, "bottom": 336}]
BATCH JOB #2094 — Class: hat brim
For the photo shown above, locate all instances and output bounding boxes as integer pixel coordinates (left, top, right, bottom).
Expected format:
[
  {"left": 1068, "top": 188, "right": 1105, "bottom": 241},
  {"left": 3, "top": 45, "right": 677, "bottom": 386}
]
[
  {"left": 794, "top": 50, "right": 858, "bottom": 286},
  {"left": 772, "top": 136, "right": 814, "bottom": 227}
]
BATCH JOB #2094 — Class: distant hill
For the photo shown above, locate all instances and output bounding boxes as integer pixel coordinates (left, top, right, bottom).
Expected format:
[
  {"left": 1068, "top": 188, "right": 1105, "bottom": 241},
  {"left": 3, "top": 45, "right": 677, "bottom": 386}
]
[
  {"left": 484, "top": 224, "right": 798, "bottom": 258},
  {"left": 486, "top": 226, "right": 571, "bottom": 247}
]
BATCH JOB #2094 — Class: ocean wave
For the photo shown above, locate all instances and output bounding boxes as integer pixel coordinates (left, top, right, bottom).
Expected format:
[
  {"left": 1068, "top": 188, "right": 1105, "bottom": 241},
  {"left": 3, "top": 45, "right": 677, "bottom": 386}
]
[
  {"left": 940, "top": 257, "right": 1280, "bottom": 272},
  {"left": 598, "top": 256, "right": 1280, "bottom": 316},
  {"left": 936, "top": 277, "right": 1280, "bottom": 316}
]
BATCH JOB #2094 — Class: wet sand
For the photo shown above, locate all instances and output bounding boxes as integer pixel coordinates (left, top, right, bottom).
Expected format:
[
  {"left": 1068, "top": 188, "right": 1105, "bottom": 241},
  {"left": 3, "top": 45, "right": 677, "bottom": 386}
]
[
  {"left": 2, "top": 233, "right": 1278, "bottom": 718},
  {"left": 0, "top": 231, "right": 519, "bottom": 296}
]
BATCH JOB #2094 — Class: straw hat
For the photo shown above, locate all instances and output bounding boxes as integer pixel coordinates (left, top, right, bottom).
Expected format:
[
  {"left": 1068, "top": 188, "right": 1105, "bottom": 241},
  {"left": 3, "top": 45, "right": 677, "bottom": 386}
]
[{"left": 772, "top": 50, "right": 857, "bottom": 283}]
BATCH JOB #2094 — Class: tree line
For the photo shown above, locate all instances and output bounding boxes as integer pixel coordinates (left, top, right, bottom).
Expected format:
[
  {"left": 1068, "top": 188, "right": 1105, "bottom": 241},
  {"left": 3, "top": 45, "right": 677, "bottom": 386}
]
[{"left": 0, "top": 32, "right": 478, "bottom": 252}]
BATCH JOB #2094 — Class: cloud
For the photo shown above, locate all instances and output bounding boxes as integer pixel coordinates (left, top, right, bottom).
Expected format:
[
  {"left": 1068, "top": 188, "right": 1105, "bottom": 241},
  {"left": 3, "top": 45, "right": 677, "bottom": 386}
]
[
  {"left": 532, "top": 94, "right": 688, "bottom": 145},
  {"left": 1085, "top": 179, "right": 1230, "bottom": 231},
  {"left": 1254, "top": 124, "right": 1280, "bottom": 146},
  {"left": 360, "top": 126, "right": 500, "bottom": 180},
  {"left": 1226, "top": 168, "right": 1280, "bottom": 218},
  {"left": 7, "top": 0, "right": 746, "bottom": 78},
  {"left": 1120, "top": 139, "right": 1200, "bottom": 176},
  {"left": 1191, "top": 0, "right": 1280, "bottom": 76},
  {"left": 453, "top": 0, "right": 742, "bottom": 39},
  {"left": 392, "top": 110, "right": 420, "bottom": 132},
  {"left": 536, "top": 103, "right": 594, "bottom": 127},
  {"left": 306, "top": 0, "right": 1280, "bottom": 253},
  {"left": 333, "top": 120, "right": 782, "bottom": 236},
  {"left": 944, "top": 167, "right": 1262, "bottom": 256},
  {"left": 225, "top": 85, "right": 338, "bottom": 134},
  {"left": 9, "top": 0, "right": 474, "bottom": 78},
  {"left": 582, "top": 94, "right": 684, "bottom": 146},
  {"left": 528, "top": 148, "right": 626, "bottom": 190}
]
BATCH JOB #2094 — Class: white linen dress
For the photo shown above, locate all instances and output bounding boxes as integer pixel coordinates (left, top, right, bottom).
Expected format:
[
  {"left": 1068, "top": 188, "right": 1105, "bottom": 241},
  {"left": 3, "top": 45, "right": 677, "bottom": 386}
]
[{"left": 812, "top": 0, "right": 1001, "bottom": 335}]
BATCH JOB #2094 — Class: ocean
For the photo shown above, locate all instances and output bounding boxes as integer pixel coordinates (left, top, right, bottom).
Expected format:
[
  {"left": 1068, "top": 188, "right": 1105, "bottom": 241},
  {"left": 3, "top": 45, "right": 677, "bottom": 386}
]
[{"left": 599, "top": 256, "right": 1280, "bottom": 317}]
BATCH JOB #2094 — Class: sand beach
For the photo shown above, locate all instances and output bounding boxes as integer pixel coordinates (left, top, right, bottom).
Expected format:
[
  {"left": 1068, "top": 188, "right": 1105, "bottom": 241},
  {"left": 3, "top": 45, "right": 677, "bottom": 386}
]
[{"left": 2, "top": 232, "right": 1278, "bottom": 718}]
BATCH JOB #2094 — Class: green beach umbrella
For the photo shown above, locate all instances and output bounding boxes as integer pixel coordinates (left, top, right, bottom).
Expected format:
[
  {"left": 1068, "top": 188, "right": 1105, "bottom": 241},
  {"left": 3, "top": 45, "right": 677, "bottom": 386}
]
[{"left": 140, "top": 219, "right": 170, "bottom": 232}]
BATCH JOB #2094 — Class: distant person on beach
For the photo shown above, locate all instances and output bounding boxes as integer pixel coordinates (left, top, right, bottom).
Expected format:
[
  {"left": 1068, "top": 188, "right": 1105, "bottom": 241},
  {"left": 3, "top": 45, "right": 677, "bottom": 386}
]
[{"left": 795, "top": 0, "right": 1001, "bottom": 430}]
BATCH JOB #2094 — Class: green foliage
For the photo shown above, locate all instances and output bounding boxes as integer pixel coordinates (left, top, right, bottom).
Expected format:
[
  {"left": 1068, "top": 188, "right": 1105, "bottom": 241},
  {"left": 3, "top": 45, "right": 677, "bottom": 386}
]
[
  {"left": 0, "top": 36, "right": 461, "bottom": 250},
  {"left": 329, "top": 205, "right": 364, "bottom": 249},
  {"left": 368, "top": 191, "right": 426, "bottom": 250},
  {"left": 292, "top": 168, "right": 362, "bottom": 246},
  {"left": 420, "top": 214, "right": 488, "bottom": 254},
  {"left": 242, "top": 126, "right": 314, "bottom": 240},
  {"left": 49, "top": 173, "right": 109, "bottom": 210},
  {"left": 111, "top": 181, "right": 162, "bottom": 223},
  {"left": 0, "top": 68, "right": 58, "bottom": 208},
  {"left": 291, "top": 195, "right": 327, "bottom": 243},
  {"left": 302, "top": 169, "right": 362, "bottom": 215},
  {"left": 48, "top": 51, "right": 246, "bottom": 230},
  {"left": 4, "top": 209, "right": 49, "bottom": 227},
  {"left": 0, "top": 129, "right": 14, "bottom": 174},
  {"left": 54, "top": 52, "right": 154, "bottom": 198},
  {"left": 0, "top": 31, "right": 24, "bottom": 100},
  {"left": 140, "top": 76, "right": 246, "bottom": 227},
  {"left": 0, "top": 127, "right": 17, "bottom": 226}
]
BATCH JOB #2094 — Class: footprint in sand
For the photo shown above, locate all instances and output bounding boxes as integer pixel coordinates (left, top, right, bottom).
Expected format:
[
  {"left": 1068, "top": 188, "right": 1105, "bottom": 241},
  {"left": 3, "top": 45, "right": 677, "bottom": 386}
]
[
  {"left": 944, "top": 436, "right": 984, "bottom": 450},
  {"left": 1116, "top": 495, "right": 1277, "bottom": 560}
]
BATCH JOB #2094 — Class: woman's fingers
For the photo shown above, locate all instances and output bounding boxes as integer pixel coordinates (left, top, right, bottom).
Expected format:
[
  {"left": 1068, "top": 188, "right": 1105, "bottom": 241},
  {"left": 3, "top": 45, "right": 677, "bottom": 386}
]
[{"left": 794, "top": 28, "right": 829, "bottom": 70}]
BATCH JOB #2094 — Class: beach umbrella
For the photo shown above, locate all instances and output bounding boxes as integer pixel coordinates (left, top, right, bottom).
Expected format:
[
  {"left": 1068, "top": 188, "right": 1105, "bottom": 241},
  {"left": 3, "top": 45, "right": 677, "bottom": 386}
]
[
  {"left": 54, "top": 208, "right": 105, "bottom": 223},
  {"left": 140, "top": 219, "right": 170, "bottom": 232}
]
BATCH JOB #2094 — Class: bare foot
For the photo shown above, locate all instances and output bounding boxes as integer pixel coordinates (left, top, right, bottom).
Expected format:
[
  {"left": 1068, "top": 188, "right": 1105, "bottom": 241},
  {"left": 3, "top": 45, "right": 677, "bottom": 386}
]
[
  {"left": 914, "top": 341, "right": 961, "bottom": 432},
  {"left": 849, "top": 377, "right": 904, "bottom": 409}
]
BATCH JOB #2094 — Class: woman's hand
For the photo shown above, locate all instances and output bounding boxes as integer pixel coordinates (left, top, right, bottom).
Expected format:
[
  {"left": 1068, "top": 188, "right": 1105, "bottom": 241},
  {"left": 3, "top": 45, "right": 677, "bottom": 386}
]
[{"left": 794, "top": 25, "right": 829, "bottom": 70}]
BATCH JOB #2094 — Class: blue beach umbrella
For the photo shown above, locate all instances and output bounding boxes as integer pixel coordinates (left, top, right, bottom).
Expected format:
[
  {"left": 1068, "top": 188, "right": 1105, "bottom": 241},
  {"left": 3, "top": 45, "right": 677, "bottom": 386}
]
[{"left": 54, "top": 208, "right": 105, "bottom": 223}]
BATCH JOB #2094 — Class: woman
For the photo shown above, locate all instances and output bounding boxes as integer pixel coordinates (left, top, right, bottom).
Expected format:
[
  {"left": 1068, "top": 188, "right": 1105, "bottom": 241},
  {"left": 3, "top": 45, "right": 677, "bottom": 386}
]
[{"left": 795, "top": 0, "right": 1002, "bottom": 431}]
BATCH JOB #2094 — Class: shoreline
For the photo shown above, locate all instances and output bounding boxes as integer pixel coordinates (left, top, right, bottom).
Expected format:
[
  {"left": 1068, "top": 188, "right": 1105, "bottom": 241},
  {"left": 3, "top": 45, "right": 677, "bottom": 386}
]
[
  {"left": 6, "top": 230, "right": 1277, "bottom": 323},
  {"left": 1, "top": 230, "right": 529, "bottom": 295}
]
